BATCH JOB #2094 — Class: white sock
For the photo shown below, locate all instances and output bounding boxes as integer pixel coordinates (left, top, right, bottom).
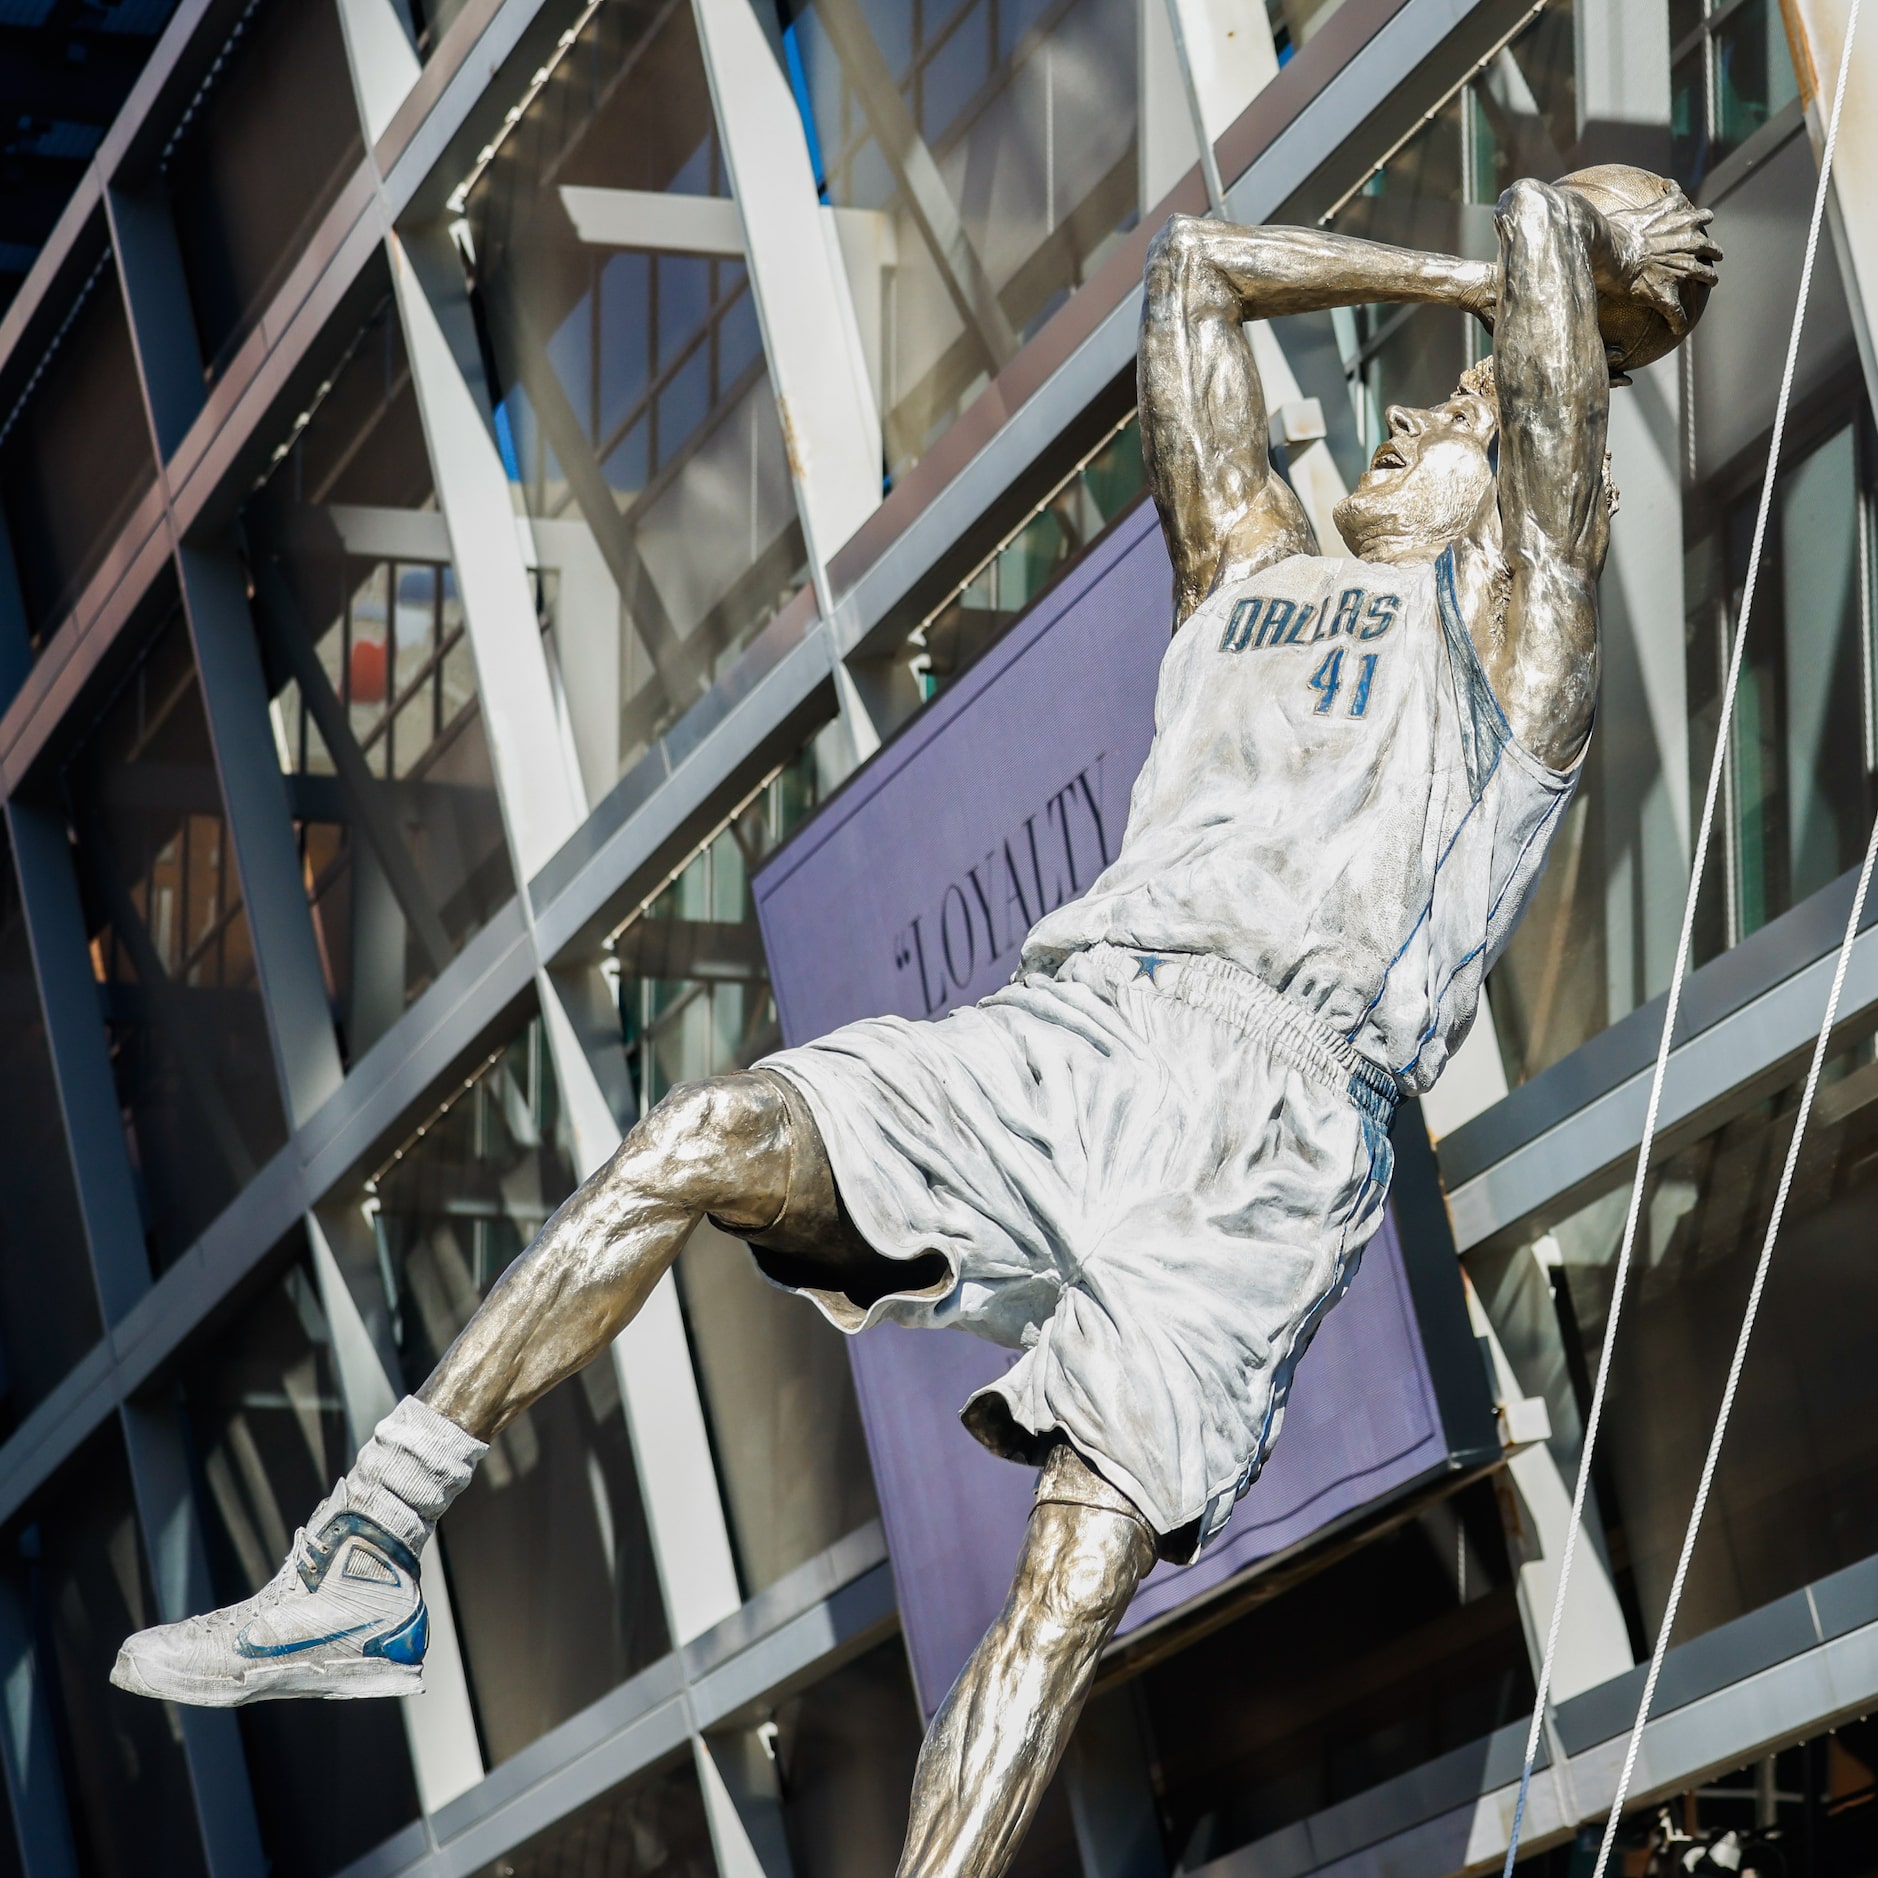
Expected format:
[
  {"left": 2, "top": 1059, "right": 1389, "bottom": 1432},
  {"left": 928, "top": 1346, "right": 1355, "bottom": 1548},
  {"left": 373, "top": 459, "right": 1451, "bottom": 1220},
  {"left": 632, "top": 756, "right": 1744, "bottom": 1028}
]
[{"left": 310, "top": 1397, "right": 488, "bottom": 1560}]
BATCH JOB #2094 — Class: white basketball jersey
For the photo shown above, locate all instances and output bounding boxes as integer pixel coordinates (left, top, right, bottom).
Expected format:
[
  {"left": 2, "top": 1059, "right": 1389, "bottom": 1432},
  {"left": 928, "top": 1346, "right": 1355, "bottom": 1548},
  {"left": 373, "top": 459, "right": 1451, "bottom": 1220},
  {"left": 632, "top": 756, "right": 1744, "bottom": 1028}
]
[{"left": 1021, "top": 547, "right": 1581, "bottom": 1093}]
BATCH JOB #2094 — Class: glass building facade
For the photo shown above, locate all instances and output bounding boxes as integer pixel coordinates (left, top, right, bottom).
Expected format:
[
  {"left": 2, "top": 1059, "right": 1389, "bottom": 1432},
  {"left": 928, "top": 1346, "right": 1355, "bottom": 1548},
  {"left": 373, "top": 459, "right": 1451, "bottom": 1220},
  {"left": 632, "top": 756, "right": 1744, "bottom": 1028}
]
[{"left": 1, "top": 0, "right": 1876, "bottom": 1875}]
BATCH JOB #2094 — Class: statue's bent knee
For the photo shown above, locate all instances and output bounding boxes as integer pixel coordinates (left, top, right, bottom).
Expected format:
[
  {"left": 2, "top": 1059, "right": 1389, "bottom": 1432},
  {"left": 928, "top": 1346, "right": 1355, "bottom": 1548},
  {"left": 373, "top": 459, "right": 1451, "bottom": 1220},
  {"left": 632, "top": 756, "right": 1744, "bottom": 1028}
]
[{"left": 627, "top": 1071, "right": 795, "bottom": 1228}]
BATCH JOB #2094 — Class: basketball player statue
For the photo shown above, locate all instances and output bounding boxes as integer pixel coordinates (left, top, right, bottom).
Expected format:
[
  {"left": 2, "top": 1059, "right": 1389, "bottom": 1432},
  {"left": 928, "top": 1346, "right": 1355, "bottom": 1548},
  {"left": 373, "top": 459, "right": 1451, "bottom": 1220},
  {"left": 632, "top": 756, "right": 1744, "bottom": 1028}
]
[{"left": 116, "top": 169, "right": 1717, "bottom": 1876}]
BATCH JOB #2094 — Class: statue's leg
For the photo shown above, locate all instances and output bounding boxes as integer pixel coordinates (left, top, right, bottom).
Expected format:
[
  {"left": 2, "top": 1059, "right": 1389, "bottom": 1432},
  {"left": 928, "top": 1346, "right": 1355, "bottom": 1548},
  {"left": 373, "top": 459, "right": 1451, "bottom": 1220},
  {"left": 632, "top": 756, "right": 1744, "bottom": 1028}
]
[
  {"left": 898, "top": 1448, "right": 1158, "bottom": 1878},
  {"left": 111, "top": 1070, "right": 816, "bottom": 1705},
  {"left": 419, "top": 1070, "right": 800, "bottom": 1440}
]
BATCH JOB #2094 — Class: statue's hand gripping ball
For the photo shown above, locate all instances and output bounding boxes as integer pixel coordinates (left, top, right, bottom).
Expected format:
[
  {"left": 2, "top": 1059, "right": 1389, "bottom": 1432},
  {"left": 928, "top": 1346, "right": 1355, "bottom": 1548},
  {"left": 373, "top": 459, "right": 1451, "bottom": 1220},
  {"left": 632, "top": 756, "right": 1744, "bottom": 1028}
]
[{"left": 1556, "top": 163, "right": 1718, "bottom": 379}]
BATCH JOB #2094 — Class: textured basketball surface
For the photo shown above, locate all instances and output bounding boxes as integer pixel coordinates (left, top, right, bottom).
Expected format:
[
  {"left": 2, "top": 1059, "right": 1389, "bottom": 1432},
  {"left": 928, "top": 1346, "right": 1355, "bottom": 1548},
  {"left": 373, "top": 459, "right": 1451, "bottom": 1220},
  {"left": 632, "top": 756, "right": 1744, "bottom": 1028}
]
[{"left": 1556, "top": 164, "right": 1711, "bottom": 373}]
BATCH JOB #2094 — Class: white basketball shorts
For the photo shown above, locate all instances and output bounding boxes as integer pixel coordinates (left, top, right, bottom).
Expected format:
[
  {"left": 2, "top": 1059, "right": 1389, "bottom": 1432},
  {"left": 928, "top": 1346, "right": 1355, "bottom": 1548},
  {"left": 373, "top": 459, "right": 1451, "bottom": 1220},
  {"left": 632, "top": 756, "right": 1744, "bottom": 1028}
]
[{"left": 759, "top": 942, "right": 1398, "bottom": 1559}]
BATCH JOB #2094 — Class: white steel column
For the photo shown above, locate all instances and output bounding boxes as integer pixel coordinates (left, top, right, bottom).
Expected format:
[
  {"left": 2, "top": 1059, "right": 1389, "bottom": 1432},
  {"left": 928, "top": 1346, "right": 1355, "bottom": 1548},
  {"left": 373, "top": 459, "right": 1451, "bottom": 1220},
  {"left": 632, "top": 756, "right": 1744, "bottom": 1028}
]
[
  {"left": 1779, "top": 3, "right": 1878, "bottom": 415},
  {"left": 389, "top": 228, "right": 589, "bottom": 883},
  {"left": 333, "top": 0, "right": 423, "bottom": 146},
  {"left": 1465, "top": 1274, "right": 1635, "bottom": 1703},
  {"left": 4, "top": 799, "right": 149, "bottom": 1324},
  {"left": 176, "top": 546, "right": 347, "bottom": 1128},
  {"left": 391, "top": 211, "right": 745, "bottom": 1658},
  {"left": 690, "top": 0, "right": 884, "bottom": 596},
  {"left": 1171, "top": 0, "right": 1279, "bottom": 152},
  {"left": 536, "top": 973, "right": 745, "bottom": 1645},
  {"left": 695, "top": 1731, "right": 798, "bottom": 1878},
  {"left": 306, "top": 1209, "right": 486, "bottom": 1812},
  {"left": 1140, "top": 0, "right": 1279, "bottom": 211}
]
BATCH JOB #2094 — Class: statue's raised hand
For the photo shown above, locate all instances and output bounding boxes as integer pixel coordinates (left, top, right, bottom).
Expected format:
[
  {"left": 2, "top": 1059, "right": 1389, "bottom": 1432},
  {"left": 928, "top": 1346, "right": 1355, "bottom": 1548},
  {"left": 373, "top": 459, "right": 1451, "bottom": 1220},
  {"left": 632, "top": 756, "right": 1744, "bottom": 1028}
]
[{"left": 1605, "top": 185, "right": 1722, "bottom": 337}]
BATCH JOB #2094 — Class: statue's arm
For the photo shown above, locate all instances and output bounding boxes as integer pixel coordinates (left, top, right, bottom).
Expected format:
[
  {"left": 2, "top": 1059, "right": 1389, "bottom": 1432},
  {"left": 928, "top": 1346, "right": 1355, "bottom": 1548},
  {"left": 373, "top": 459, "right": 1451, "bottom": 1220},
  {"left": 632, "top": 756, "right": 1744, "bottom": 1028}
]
[
  {"left": 1481, "top": 181, "right": 1616, "bottom": 769},
  {"left": 1139, "top": 215, "right": 1494, "bottom": 623},
  {"left": 1487, "top": 178, "right": 1716, "bottom": 767}
]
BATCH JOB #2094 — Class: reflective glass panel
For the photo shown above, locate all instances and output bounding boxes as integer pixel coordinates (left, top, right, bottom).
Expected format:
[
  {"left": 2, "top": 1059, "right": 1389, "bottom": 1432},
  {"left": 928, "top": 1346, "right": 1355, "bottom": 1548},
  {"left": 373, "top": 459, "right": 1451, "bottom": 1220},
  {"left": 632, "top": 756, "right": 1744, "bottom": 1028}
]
[
  {"left": 1138, "top": 1480, "right": 1527, "bottom": 1866},
  {"left": 467, "top": 0, "right": 807, "bottom": 794},
  {"left": 369, "top": 1017, "right": 669, "bottom": 1763},
  {"left": 469, "top": 1753, "right": 716, "bottom": 1878},
  {"left": 9, "top": 1426, "right": 207, "bottom": 1878},
  {"left": 242, "top": 279, "right": 514, "bottom": 1065},
  {"left": 619, "top": 748, "right": 881, "bottom": 1595},
  {"left": 0, "top": 828, "right": 99, "bottom": 1430},
  {"left": 1722, "top": 421, "right": 1871, "bottom": 943},
  {"left": 788, "top": 0, "right": 1141, "bottom": 477},
  {"left": 408, "top": 0, "right": 474, "bottom": 59},
  {"left": 1709, "top": 0, "right": 1798, "bottom": 171},
  {"left": 182, "top": 1240, "right": 421, "bottom": 1875},
  {"left": 774, "top": 1635, "right": 1082, "bottom": 1878},
  {"left": 1467, "top": 1033, "right": 1878, "bottom": 1655},
  {"left": 164, "top": 0, "right": 366, "bottom": 381},
  {"left": 60, "top": 603, "right": 286, "bottom": 1274},
  {"left": 0, "top": 252, "right": 156, "bottom": 650},
  {"left": 916, "top": 412, "right": 1145, "bottom": 697}
]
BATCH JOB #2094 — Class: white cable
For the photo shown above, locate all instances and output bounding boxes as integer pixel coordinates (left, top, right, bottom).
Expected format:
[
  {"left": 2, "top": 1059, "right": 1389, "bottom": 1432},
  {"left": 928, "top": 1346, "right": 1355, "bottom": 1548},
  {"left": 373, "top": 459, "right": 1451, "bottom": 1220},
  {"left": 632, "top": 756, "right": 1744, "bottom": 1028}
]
[{"left": 1499, "top": 7, "right": 1864, "bottom": 1868}]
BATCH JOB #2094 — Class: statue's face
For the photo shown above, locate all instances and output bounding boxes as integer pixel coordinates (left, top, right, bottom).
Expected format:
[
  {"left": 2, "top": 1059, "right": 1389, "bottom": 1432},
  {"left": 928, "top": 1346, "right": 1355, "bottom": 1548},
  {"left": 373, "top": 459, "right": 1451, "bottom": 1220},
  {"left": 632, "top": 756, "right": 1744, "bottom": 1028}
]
[{"left": 1333, "top": 394, "right": 1498, "bottom": 565}]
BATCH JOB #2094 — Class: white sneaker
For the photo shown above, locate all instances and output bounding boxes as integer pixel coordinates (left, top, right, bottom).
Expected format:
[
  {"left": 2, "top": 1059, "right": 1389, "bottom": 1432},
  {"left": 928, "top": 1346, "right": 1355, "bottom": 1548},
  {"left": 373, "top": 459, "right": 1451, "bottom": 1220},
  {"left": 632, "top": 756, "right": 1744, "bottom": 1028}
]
[{"left": 111, "top": 1509, "right": 428, "bottom": 1706}]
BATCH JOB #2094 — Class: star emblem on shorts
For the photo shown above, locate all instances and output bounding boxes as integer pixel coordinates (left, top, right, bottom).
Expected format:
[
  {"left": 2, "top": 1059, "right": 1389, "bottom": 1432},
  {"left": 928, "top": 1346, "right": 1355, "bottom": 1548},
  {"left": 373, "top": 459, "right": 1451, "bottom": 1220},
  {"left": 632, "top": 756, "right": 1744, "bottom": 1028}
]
[{"left": 1133, "top": 953, "right": 1170, "bottom": 982}]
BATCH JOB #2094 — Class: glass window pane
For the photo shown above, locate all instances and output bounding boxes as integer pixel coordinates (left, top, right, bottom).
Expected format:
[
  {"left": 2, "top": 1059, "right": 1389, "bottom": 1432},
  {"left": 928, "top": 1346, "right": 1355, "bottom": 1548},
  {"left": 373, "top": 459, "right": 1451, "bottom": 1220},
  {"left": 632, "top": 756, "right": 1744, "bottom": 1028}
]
[
  {"left": 8, "top": 1427, "right": 208, "bottom": 1878},
  {"left": 369, "top": 1018, "right": 670, "bottom": 1764},
  {"left": 774, "top": 1635, "right": 1083, "bottom": 1878},
  {"left": 1777, "top": 426, "right": 1865, "bottom": 907},
  {"left": 60, "top": 602, "right": 287, "bottom": 1275},
  {"left": 0, "top": 830, "right": 99, "bottom": 1429},
  {"left": 618, "top": 750, "right": 882, "bottom": 1595},
  {"left": 1137, "top": 1480, "right": 1527, "bottom": 1866},
  {"left": 774, "top": 1638, "right": 926, "bottom": 1878},
  {"left": 408, "top": 0, "right": 473, "bottom": 61},
  {"left": 470, "top": 1754, "right": 716, "bottom": 1878},
  {"left": 164, "top": 0, "right": 366, "bottom": 381},
  {"left": 468, "top": 1, "right": 808, "bottom": 795},
  {"left": 1467, "top": 1032, "right": 1878, "bottom": 1655},
  {"left": 913, "top": 410, "right": 1145, "bottom": 696},
  {"left": 795, "top": 0, "right": 1142, "bottom": 478},
  {"left": 240, "top": 274, "right": 515, "bottom": 1065},
  {"left": 1708, "top": 419, "right": 1870, "bottom": 948},
  {"left": 1671, "top": 41, "right": 1710, "bottom": 189},
  {"left": 1710, "top": 0, "right": 1799, "bottom": 169},
  {"left": 0, "top": 250, "right": 157, "bottom": 650},
  {"left": 181, "top": 1238, "right": 421, "bottom": 1875}
]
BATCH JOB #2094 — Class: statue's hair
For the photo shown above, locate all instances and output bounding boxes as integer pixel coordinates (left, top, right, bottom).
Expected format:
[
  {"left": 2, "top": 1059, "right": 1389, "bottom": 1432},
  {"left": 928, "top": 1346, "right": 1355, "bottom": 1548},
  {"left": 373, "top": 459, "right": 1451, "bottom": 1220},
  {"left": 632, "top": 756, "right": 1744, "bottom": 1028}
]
[
  {"left": 1457, "top": 355, "right": 1498, "bottom": 409},
  {"left": 1450, "top": 354, "right": 1620, "bottom": 517}
]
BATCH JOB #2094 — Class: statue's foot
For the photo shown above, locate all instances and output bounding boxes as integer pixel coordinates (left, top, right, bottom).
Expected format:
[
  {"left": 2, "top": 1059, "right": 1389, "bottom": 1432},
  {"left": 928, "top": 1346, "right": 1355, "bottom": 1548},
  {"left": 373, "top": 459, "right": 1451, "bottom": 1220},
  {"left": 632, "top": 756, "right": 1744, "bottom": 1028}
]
[{"left": 111, "top": 1509, "right": 428, "bottom": 1706}]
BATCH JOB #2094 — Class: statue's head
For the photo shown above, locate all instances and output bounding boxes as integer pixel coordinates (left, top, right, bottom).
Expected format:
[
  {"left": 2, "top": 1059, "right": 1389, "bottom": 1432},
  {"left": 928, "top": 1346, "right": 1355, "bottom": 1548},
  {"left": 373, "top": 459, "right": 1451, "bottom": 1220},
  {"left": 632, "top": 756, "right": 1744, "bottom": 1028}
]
[{"left": 1333, "top": 358, "right": 1499, "bottom": 566}]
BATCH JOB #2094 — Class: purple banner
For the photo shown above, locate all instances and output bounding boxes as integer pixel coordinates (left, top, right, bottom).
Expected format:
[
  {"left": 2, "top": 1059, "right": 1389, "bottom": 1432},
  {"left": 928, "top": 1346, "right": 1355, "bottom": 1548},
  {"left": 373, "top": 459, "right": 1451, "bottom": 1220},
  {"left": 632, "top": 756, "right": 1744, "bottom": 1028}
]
[{"left": 753, "top": 502, "right": 1453, "bottom": 1717}]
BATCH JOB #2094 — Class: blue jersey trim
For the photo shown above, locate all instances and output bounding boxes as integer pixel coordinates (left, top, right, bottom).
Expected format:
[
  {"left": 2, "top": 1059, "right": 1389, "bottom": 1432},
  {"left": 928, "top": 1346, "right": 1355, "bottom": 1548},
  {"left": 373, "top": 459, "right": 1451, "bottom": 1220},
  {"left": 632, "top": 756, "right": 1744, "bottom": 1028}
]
[
  {"left": 1434, "top": 545, "right": 1513, "bottom": 804},
  {"left": 1395, "top": 795, "right": 1564, "bottom": 1077},
  {"left": 1344, "top": 741, "right": 1503, "bottom": 1046}
]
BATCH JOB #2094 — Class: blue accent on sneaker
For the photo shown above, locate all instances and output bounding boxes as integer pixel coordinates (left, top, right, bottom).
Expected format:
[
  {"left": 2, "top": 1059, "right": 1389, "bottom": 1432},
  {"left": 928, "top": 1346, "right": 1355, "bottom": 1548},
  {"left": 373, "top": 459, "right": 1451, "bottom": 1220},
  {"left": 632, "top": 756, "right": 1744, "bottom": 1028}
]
[
  {"left": 234, "top": 1620, "right": 375, "bottom": 1660},
  {"left": 363, "top": 1599, "right": 429, "bottom": 1667}
]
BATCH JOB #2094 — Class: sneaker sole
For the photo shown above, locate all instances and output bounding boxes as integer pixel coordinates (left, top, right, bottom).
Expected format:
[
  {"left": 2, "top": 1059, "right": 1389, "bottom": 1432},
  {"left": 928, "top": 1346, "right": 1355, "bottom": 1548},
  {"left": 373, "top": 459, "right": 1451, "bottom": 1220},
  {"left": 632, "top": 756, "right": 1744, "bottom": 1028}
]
[{"left": 112, "top": 1650, "right": 424, "bottom": 1706}]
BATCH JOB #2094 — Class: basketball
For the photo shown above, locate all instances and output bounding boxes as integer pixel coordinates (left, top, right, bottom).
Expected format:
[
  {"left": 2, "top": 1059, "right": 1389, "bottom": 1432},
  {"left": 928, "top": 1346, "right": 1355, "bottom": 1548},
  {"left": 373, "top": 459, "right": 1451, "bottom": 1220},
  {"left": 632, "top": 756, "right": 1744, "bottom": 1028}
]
[{"left": 1555, "top": 164, "right": 1711, "bottom": 375}]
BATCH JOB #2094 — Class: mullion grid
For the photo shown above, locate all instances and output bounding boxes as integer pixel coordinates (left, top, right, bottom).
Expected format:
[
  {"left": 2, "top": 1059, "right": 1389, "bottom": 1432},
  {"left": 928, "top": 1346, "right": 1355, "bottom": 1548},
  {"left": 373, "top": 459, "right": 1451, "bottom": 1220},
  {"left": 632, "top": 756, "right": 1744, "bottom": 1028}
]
[{"left": 0, "top": 24, "right": 788, "bottom": 1878}]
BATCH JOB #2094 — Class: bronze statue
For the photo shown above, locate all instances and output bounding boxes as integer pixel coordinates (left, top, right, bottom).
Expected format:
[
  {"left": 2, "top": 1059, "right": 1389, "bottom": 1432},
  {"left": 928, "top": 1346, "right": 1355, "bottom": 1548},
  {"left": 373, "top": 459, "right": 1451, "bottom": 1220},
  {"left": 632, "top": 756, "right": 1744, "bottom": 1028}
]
[{"left": 115, "top": 169, "right": 1716, "bottom": 1878}]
